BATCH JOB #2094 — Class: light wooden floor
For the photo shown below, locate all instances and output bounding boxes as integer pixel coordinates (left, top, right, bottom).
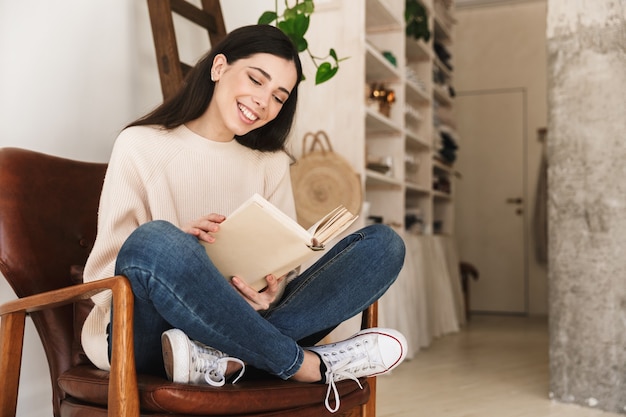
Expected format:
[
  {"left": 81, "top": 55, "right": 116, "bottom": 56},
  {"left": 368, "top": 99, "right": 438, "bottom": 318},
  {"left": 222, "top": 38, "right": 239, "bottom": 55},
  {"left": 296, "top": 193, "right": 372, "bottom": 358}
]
[{"left": 376, "top": 315, "right": 623, "bottom": 417}]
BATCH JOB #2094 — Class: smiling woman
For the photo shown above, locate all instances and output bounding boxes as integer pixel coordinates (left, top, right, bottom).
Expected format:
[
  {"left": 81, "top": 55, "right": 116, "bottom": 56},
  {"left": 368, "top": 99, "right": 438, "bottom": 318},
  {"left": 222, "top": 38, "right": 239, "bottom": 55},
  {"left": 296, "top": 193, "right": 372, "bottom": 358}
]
[{"left": 79, "top": 23, "right": 408, "bottom": 414}]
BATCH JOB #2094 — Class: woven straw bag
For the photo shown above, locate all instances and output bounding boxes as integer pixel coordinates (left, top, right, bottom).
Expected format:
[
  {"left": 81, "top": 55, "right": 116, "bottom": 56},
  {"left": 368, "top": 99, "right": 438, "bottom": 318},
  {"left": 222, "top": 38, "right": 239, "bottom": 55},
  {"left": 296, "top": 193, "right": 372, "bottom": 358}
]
[{"left": 290, "top": 131, "right": 363, "bottom": 229}]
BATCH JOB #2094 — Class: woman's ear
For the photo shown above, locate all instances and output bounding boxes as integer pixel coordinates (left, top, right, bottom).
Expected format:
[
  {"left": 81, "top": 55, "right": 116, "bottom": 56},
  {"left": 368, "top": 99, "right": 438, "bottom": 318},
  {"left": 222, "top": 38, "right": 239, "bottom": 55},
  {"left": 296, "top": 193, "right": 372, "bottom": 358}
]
[{"left": 211, "top": 54, "right": 227, "bottom": 82}]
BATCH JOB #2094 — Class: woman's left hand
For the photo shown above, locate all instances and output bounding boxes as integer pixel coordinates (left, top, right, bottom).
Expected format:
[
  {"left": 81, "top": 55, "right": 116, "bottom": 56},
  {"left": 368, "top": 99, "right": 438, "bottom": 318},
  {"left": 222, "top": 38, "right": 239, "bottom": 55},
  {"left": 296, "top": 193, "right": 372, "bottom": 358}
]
[{"left": 230, "top": 274, "right": 285, "bottom": 311}]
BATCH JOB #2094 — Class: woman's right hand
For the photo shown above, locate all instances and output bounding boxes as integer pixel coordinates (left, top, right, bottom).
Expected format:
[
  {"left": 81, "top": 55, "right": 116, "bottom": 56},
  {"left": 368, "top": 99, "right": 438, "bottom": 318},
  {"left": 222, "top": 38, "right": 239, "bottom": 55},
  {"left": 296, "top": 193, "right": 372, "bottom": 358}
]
[
  {"left": 182, "top": 214, "right": 226, "bottom": 243},
  {"left": 230, "top": 274, "right": 286, "bottom": 311}
]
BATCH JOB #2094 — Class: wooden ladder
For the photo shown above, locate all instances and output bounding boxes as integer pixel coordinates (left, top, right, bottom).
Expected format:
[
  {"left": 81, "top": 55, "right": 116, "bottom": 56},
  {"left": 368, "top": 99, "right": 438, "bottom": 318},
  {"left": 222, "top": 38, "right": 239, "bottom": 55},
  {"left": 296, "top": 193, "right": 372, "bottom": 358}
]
[{"left": 146, "top": 0, "right": 227, "bottom": 100}]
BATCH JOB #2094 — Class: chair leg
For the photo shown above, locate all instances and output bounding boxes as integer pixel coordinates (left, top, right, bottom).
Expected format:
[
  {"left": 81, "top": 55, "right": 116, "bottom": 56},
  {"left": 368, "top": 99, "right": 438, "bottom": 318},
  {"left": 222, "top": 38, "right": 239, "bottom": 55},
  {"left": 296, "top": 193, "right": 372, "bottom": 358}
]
[
  {"left": 362, "top": 377, "right": 377, "bottom": 417},
  {"left": 0, "top": 311, "right": 26, "bottom": 417},
  {"left": 360, "top": 303, "right": 378, "bottom": 417}
]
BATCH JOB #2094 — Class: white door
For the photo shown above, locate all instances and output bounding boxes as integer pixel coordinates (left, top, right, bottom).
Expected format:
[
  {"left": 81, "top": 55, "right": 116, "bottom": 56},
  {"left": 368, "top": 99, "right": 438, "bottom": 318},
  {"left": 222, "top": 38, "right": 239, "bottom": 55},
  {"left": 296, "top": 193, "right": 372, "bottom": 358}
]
[{"left": 454, "top": 89, "right": 527, "bottom": 314}]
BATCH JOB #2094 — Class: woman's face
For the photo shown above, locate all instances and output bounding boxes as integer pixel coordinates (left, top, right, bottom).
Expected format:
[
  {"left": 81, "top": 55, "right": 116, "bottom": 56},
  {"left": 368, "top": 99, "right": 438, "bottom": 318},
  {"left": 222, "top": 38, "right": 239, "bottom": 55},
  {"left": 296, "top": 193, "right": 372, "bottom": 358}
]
[{"left": 206, "top": 52, "right": 298, "bottom": 140}]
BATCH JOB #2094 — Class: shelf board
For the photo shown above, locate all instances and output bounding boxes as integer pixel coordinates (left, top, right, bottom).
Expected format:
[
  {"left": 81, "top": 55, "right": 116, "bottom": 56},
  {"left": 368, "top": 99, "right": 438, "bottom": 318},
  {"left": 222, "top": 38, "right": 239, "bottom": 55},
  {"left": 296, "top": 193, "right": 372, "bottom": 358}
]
[
  {"left": 406, "top": 37, "right": 431, "bottom": 62},
  {"left": 406, "top": 80, "right": 431, "bottom": 104},
  {"left": 366, "top": 43, "right": 402, "bottom": 82},
  {"left": 366, "top": 0, "right": 403, "bottom": 33},
  {"left": 405, "top": 182, "right": 431, "bottom": 195},
  {"left": 433, "top": 159, "right": 454, "bottom": 173},
  {"left": 434, "top": 57, "right": 453, "bottom": 79},
  {"left": 434, "top": 15, "right": 452, "bottom": 41},
  {"left": 405, "top": 112, "right": 425, "bottom": 130},
  {"left": 366, "top": 169, "right": 403, "bottom": 188},
  {"left": 433, "top": 190, "right": 452, "bottom": 200},
  {"left": 405, "top": 109, "right": 423, "bottom": 124},
  {"left": 405, "top": 130, "right": 431, "bottom": 149},
  {"left": 434, "top": 85, "right": 453, "bottom": 105},
  {"left": 366, "top": 108, "right": 403, "bottom": 135}
]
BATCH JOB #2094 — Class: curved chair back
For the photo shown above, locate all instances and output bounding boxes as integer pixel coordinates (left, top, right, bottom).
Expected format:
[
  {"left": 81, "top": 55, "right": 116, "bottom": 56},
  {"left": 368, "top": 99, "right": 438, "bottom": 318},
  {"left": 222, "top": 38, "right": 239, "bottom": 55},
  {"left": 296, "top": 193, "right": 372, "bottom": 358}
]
[{"left": 0, "top": 147, "right": 107, "bottom": 416}]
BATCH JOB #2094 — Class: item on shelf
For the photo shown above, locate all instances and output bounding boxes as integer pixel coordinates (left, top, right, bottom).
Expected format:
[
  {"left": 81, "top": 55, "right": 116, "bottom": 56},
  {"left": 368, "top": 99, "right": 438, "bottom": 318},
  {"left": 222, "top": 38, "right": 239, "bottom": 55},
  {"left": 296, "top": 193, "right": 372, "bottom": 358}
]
[
  {"left": 405, "top": 0, "right": 431, "bottom": 42},
  {"left": 382, "top": 50, "right": 398, "bottom": 67},
  {"left": 406, "top": 67, "right": 427, "bottom": 92},
  {"left": 433, "top": 65, "right": 447, "bottom": 85},
  {"left": 404, "top": 154, "right": 421, "bottom": 175},
  {"left": 365, "top": 83, "right": 380, "bottom": 112},
  {"left": 405, "top": 212, "right": 425, "bottom": 234},
  {"left": 368, "top": 83, "right": 396, "bottom": 118},
  {"left": 404, "top": 104, "right": 422, "bottom": 121},
  {"left": 433, "top": 174, "right": 451, "bottom": 194},
  {"left": 434, "top": 41, "right": 453, "bottom": 71},
  {"left": 367, "top": 215, "right": 384, "bottom": 225},
  {"left": 366, "top": 155, "right": 394, "bottom": 176},
  {"left": 437, "top": 129, "right": 458, "bottom": 164},
  {"left": 433, "top": 220, "right": 444, "bottom": 234}
]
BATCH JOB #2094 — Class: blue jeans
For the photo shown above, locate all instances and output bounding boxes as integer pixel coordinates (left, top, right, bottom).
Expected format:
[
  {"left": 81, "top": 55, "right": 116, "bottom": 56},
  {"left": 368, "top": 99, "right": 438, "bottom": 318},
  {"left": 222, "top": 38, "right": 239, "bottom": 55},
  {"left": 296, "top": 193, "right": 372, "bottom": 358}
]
[{"left": 113, "top": 220, "right": 405, "bottom": 380}]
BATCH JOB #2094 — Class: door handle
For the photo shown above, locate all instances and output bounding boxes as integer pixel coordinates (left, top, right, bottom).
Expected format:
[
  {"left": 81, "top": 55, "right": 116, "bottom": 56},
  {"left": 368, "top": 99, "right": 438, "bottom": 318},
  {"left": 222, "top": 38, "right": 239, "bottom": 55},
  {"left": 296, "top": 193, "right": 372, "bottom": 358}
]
[{"left": 506, "top": 197, "right": 523, "bottom": 204}]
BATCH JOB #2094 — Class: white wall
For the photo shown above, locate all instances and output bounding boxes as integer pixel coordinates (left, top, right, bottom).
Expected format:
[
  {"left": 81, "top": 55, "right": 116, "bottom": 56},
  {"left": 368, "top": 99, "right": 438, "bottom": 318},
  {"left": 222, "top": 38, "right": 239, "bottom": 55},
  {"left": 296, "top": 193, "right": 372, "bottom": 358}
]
[
  {"left": 0, "top": 0, "right": 135, "bottom": 162},
  {"left": 0, "top": 1, "right": 275, "bottom": 415}
]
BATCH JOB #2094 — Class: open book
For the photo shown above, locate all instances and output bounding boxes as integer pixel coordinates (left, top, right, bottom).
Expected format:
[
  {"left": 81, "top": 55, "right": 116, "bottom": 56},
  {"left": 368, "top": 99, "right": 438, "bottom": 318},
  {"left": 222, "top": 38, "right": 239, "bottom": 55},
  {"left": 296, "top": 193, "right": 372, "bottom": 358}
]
[{"left": 200, "top": 193, "right": 358, "bottom": 291}]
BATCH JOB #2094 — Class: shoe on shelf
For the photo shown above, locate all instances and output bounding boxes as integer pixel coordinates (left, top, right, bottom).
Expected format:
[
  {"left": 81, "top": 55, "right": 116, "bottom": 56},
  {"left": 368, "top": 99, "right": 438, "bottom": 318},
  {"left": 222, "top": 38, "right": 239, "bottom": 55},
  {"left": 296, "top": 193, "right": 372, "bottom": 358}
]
[
  {"left": 306, "top": 327, "right": 408, "bottom": 413},
  {"left": 161, "top": 328, "right": 245, "bottom": 387}
]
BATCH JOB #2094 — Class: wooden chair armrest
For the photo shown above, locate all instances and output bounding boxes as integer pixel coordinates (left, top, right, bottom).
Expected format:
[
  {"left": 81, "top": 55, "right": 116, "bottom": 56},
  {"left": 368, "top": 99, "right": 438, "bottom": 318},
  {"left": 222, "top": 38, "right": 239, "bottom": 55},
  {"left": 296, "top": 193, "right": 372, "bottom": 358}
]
[{"left": 0, "top": 276, "right": 139, "bottom": 417}]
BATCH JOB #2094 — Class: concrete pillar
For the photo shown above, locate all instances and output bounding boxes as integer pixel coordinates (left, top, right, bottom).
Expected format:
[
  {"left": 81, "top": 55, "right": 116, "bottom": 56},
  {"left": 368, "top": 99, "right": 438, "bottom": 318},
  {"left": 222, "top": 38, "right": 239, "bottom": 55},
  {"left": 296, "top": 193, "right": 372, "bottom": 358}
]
[{"left": 547, "top": 0, "right": 626, "bottom": 414}]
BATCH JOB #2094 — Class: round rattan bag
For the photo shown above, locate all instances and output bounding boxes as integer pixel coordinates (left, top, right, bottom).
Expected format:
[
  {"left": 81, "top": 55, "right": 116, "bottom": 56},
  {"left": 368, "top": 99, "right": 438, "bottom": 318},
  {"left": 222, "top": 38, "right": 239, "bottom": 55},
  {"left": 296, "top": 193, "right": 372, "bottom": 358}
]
[{"left": 290, "top": 131, "right": 363, "bottom": 229}]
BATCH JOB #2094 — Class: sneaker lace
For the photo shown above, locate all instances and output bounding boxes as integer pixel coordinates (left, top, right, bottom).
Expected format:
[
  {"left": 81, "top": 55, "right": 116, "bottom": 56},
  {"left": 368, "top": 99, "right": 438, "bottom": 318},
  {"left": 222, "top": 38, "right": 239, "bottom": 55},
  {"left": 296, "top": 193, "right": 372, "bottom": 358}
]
[
  {"left": 199, "top": 356, "right": 246, "bottom": 386},
  {"left": 191, "top": 342, "right": 246, "bottom": 387},
  {"left": 321, "top": 338, "right": 385, "bottom": 413}
]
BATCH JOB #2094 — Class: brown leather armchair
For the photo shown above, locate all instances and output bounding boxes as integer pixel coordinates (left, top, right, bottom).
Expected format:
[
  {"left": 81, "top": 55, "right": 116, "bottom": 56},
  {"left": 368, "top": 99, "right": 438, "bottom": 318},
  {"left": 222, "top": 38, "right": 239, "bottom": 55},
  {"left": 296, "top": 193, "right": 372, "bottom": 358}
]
[{"left": 0, "top": 147, "right": 376, "bottom": 417}]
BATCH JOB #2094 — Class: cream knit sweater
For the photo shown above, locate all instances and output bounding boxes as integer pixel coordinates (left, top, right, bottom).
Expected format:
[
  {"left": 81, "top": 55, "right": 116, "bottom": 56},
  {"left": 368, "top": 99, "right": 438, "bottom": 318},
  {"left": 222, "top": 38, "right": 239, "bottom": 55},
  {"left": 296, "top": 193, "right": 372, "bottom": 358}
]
[{"left": 81, "top": 124, "right": 296, "bottom": 370}]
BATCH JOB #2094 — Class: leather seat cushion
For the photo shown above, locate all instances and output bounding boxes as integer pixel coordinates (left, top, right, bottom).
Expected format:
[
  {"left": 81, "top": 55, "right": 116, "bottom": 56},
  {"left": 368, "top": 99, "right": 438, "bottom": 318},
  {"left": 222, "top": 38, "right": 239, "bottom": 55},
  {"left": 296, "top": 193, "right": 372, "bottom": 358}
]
[{"left": 58, "top": 365, "right": 370, "bottom": 415}]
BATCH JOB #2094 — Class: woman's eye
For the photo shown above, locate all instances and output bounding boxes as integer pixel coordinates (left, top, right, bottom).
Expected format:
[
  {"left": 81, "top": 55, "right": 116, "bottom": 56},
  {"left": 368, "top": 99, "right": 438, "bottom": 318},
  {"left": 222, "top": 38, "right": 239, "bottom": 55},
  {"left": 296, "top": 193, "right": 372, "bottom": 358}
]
[
  {"left": 249, "top": 75, "right": 261, "bottom": 85},
  {"left": 273, "top": 95, "right": 285, "bottom": 105}
]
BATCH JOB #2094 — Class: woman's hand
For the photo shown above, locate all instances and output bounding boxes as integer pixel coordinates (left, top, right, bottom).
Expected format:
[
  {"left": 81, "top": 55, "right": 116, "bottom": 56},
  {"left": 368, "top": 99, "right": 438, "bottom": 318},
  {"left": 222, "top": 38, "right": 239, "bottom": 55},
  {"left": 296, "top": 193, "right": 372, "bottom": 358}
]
[
  {"left": 182, "top": 213, "right": 226, "bottom": 243},
  {"left": 230, "top": 274, "right": 285, "bottom": 311}
]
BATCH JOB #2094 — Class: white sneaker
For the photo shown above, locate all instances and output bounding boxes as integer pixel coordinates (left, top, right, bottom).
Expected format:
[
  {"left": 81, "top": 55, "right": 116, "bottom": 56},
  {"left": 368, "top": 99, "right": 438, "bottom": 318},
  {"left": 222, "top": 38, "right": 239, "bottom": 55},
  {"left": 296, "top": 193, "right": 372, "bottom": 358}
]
[
  {"left": 306, "top": 327, "right": 407, "bottom": 413},
  {"left": 161, "top": 328, "right": 245, "bottom": 387}
]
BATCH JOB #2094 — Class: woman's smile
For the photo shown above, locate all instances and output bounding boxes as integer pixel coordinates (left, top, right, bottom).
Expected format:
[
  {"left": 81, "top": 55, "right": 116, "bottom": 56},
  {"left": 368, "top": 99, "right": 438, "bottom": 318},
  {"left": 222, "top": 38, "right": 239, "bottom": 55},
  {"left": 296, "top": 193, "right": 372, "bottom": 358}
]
[{"left": 238, "top": 103, "right": 259, "bottom": 124}]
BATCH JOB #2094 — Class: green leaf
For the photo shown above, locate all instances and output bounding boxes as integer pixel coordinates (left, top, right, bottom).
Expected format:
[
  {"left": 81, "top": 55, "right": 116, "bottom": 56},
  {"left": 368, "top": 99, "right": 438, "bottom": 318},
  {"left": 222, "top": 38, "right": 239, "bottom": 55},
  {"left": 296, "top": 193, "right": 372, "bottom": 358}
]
[
  {"left": 277, "top": 20, "right": 308, "bottom": 52},
  {"left": 315, "top": 62, "right": 338, "bottom": 85},
  {"left": 294, "top": 0, "right": 315, "bottom": 14},
  {"left": 329, "top": 48, "right": 338, "bottom": 61},
  {"left": 284, "top": 6, "right": 297, "bottom": 21},
  {"left": 258, "top": 11, "right": 277, "bottom": 25},
  {"left": 291, "top": 13, "right": 310, "bottom": 38},
  {"left": 293, "top": 36, "right": 308, "bottom": 53}
]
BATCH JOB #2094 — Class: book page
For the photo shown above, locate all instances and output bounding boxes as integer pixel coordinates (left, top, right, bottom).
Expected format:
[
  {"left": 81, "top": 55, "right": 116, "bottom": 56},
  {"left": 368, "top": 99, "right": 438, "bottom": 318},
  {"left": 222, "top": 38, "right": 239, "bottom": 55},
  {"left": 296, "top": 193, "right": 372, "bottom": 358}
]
[{"left": 309, "top": 207, "right": 358, "bottom": 245}]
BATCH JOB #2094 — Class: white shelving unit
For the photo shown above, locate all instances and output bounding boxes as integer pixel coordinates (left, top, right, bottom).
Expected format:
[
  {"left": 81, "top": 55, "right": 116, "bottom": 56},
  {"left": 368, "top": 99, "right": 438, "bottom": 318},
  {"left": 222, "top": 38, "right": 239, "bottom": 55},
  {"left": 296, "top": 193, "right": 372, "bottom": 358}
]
[
  {"left": 321, "top": 0, "right": 466, "bottom": 352},
  {"left": 363, "top": 0, "right": 458, "bottom": 236}
]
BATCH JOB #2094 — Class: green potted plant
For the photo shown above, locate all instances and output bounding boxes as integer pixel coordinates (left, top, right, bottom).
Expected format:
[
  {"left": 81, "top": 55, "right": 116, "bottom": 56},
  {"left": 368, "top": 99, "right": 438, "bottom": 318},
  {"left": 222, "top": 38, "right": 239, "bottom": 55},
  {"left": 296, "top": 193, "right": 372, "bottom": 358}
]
[
  {"left": 405, "top": 0, "right": 431, "bottom": 42},
  {"left": 258, "top": 0, "right": 347, "bottom": 85}
]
